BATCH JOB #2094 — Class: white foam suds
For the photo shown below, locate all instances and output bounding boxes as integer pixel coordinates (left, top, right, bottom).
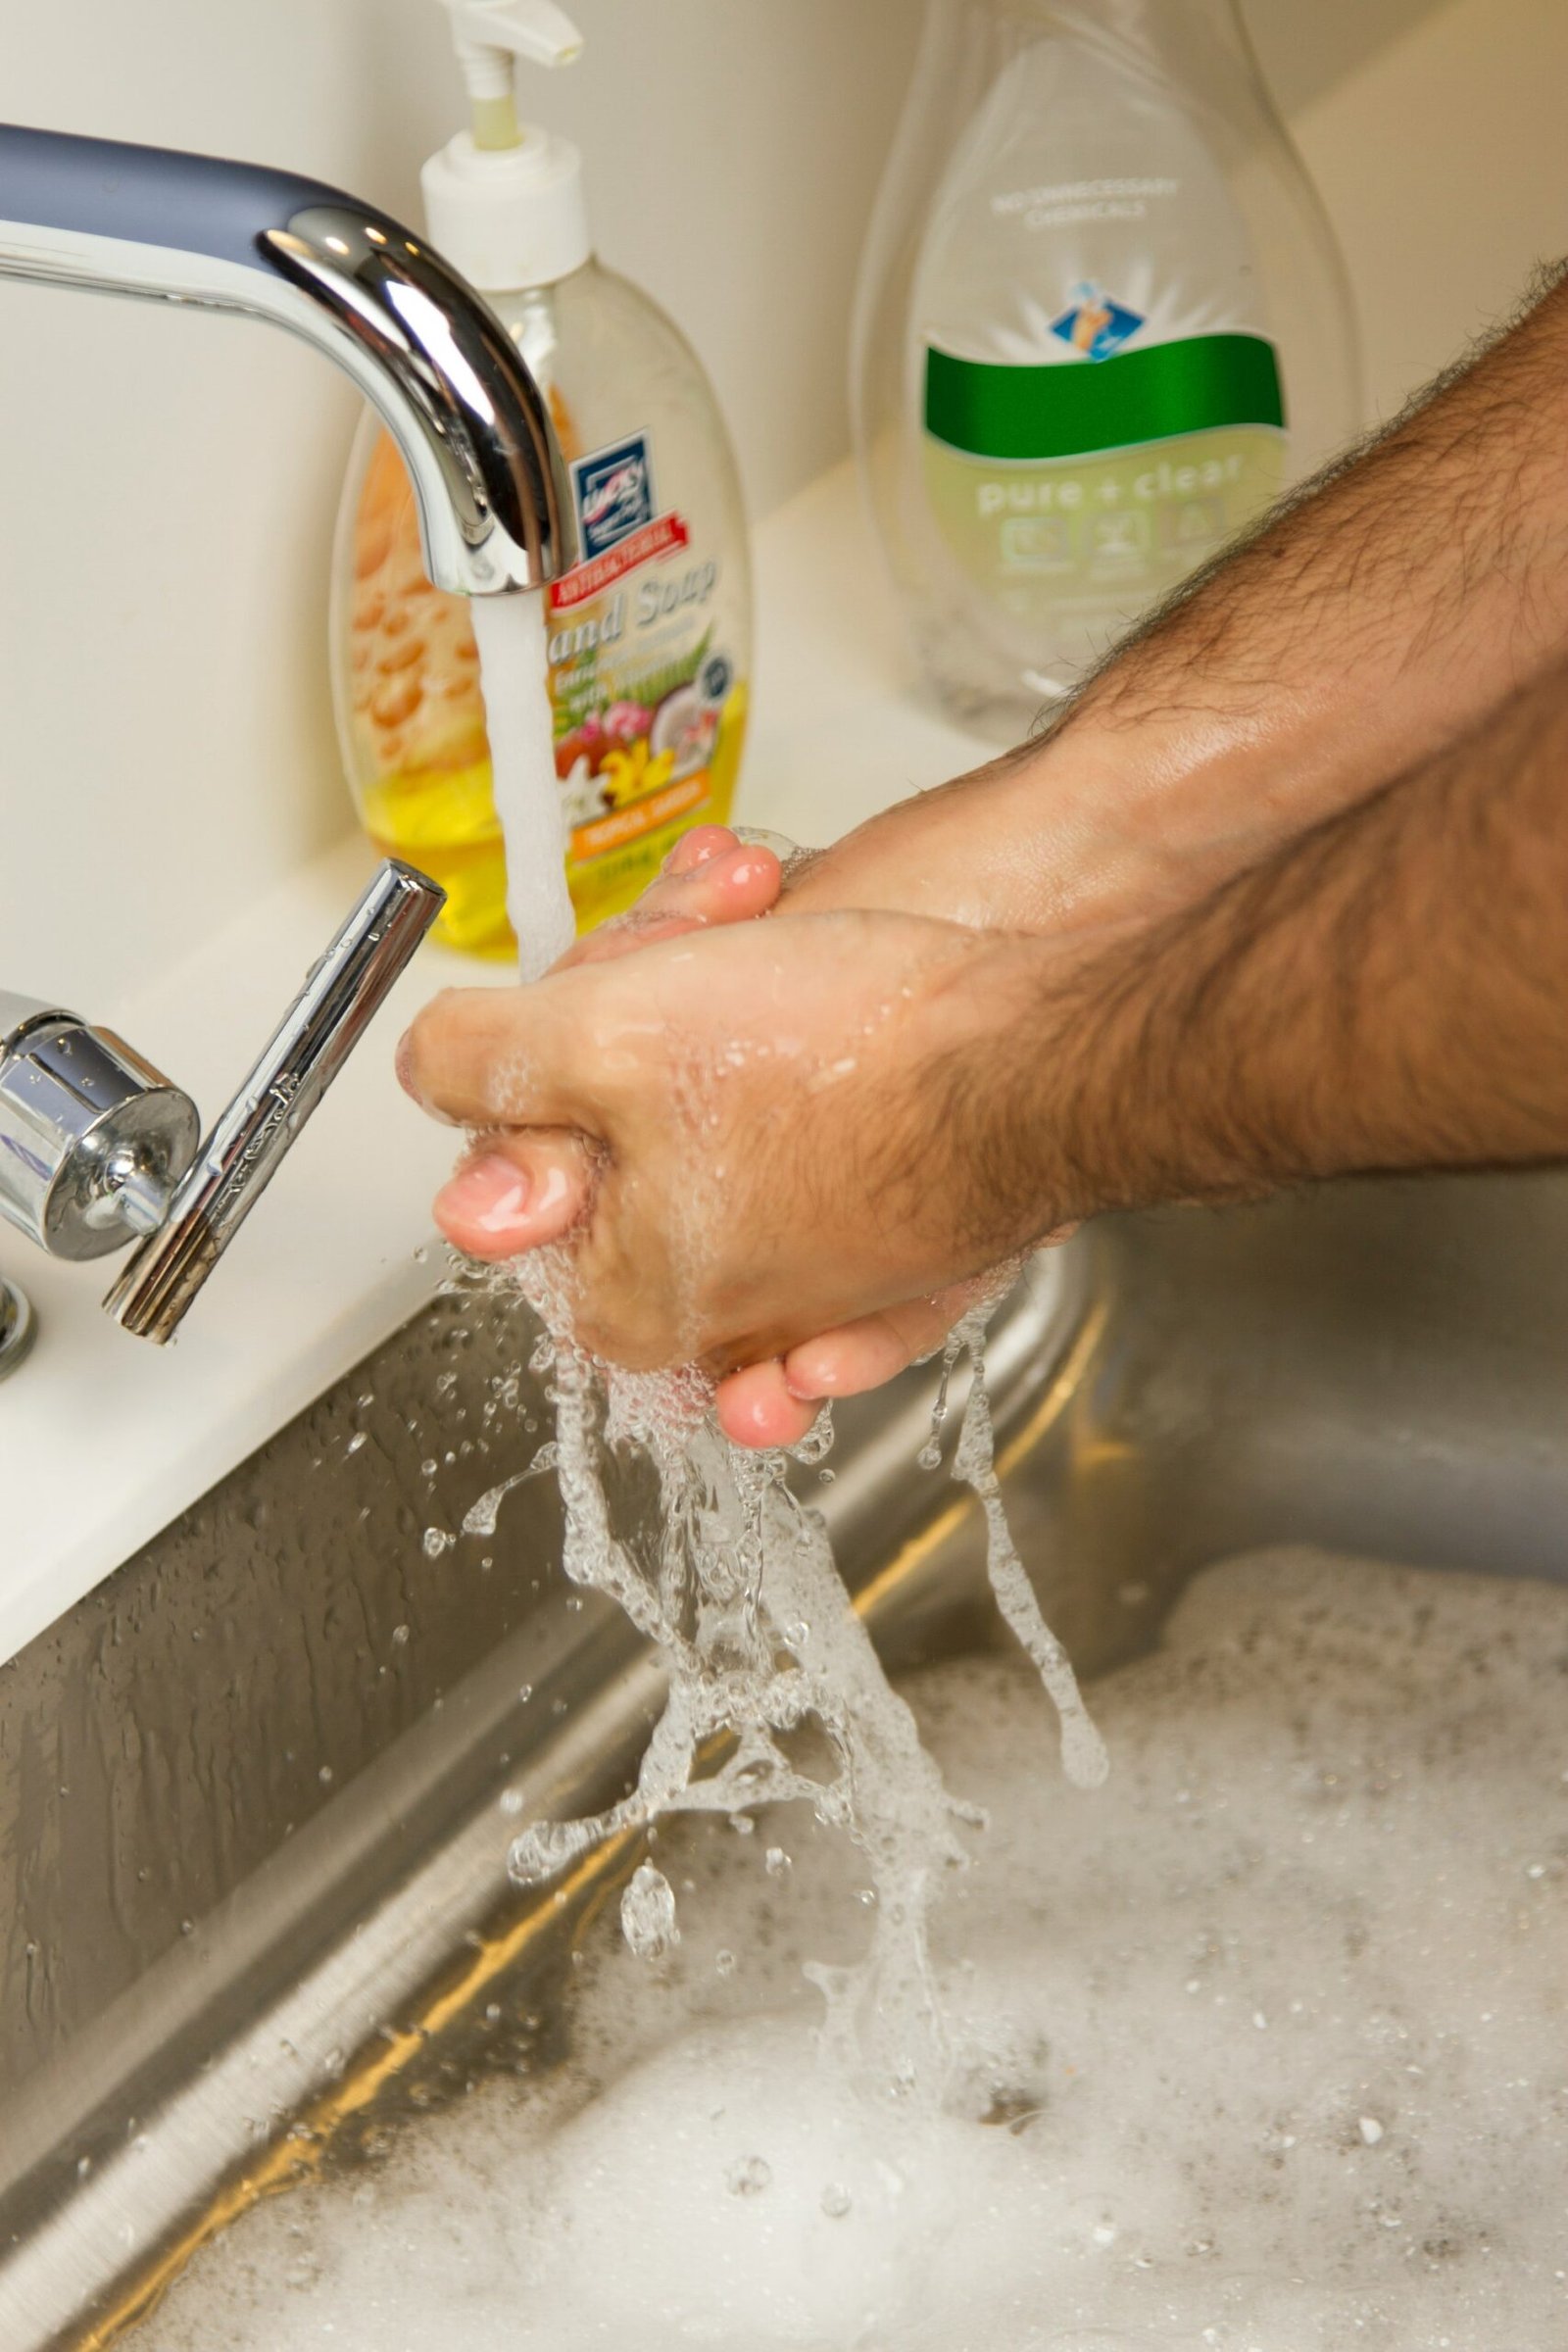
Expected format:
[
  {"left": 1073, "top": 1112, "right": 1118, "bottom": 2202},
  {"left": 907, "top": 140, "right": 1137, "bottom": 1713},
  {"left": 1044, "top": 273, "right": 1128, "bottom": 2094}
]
[
  {"left": 145, "top": 1548, "right": 1568, "bottom": 2351},
  {"left": 471, "top": 593, "right": 576, "bottom": 980}
]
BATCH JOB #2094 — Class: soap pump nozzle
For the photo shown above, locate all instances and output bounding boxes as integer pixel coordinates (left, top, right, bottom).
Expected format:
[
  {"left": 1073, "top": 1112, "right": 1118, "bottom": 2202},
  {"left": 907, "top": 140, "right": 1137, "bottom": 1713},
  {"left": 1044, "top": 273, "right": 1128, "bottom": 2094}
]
[
  {"left": 447, "top": 0, "right": 582, "bottom": 145},
  {"left": 426, "top": 0, "right": 590, "bottom": 289}
]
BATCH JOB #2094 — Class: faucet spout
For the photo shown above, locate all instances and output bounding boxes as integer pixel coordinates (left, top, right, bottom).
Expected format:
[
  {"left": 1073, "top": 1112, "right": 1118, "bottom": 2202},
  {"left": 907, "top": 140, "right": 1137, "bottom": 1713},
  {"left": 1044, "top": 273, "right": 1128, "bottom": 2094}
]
[{"left": 0, "top": 122, "right": 570, "bottom": 593}]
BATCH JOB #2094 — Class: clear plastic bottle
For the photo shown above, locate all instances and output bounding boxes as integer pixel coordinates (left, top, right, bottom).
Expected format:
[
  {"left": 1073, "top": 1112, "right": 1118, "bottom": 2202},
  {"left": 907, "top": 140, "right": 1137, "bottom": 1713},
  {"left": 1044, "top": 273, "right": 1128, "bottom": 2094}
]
[
  {"left": 851, "top": 0, "right": 1360, "bottom": 740},
  {"left": 331, "top": 1, "right": 751, "bottom": 958}
]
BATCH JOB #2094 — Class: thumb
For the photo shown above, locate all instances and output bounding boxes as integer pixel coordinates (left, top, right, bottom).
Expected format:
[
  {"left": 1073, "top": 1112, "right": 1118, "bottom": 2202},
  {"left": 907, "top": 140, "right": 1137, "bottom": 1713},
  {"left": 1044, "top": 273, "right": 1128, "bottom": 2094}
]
[{"left": 433, "top": 1128, "right": 593, "bottom": 1259}]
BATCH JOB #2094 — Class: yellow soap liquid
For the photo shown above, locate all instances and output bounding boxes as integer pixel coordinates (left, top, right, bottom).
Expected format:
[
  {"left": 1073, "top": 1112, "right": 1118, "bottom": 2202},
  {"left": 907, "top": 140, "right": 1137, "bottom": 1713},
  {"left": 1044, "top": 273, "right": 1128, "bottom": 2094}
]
[{"left": 339, "top": 429, "right": 748, "bottom": 960}]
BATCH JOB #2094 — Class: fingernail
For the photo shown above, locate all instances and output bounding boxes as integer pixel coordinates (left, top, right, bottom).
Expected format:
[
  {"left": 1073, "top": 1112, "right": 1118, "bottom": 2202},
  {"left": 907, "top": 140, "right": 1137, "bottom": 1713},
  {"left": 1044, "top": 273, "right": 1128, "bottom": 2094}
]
[
  {"left": 663, "top": 825, "right": 733, "bottom": 877},
  {"left": 394, "top": 1030, "right": 417, "bottom": 1099},
  {"left": 699, "top": 842, "right": 775, "bottom": 896},
  {"left": 434, "top": 1152, "right": 532, "bottom": 1235}
]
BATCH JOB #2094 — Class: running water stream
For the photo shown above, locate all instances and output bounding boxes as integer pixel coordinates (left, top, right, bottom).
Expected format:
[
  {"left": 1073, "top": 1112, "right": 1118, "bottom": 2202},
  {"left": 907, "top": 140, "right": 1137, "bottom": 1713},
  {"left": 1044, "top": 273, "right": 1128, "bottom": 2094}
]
[{"left": 472, "top": 594, "right": 576, "bottom": 980}]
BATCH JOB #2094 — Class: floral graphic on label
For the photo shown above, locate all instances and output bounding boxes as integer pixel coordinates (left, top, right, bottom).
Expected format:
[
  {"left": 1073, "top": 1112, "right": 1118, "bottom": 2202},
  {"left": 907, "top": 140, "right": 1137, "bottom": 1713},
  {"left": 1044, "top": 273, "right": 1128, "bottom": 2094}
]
[{"left": 1050, "top": 283, "right": 1145, "bottom": 363}]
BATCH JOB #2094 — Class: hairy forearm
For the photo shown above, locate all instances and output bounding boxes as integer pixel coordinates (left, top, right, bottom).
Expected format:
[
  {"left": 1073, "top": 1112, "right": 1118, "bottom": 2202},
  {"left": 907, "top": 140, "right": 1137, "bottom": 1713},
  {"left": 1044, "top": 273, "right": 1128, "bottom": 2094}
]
[
  {"left": 790, "top": 268, "right": 1568, "bottom": 946},
  {"left": 1059, "top": 263, "right": 1568, "bottom": 833},
  {"left": 1044, "top": 659, "right": 1568, "bottom": 1222}
]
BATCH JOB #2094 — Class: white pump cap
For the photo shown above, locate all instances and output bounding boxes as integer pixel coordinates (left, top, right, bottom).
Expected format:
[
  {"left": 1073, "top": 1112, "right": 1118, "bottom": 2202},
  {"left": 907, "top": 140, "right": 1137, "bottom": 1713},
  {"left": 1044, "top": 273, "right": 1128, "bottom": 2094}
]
[{"left": 422, "top": 0, "right": 591, "bottom": 291}]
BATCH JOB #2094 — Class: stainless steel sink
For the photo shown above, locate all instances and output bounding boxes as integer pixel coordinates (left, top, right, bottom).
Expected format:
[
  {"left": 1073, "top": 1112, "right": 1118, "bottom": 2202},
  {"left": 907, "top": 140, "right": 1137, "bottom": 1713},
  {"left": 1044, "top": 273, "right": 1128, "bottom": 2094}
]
[{"left": 4, "top": 1169, "right": 1566, "bottom": 2349}]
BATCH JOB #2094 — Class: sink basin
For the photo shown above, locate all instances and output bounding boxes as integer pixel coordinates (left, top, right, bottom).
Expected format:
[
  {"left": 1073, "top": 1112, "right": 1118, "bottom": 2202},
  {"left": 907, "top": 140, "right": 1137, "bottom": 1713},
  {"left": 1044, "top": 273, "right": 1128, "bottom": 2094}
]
[{"left": 3, "top": 1168, "right": 1566, "bottom": 2348}]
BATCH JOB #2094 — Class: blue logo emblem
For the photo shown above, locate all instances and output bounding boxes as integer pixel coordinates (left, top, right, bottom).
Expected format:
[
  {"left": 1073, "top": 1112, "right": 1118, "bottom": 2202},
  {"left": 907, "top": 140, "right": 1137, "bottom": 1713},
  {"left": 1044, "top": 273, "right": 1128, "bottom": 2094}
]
[
  {"left": 572, "top": 433, "right": 656, "bottom": 559},
  {"left": 1050, "top": 284, "right": 1145, "bottom": 364}
]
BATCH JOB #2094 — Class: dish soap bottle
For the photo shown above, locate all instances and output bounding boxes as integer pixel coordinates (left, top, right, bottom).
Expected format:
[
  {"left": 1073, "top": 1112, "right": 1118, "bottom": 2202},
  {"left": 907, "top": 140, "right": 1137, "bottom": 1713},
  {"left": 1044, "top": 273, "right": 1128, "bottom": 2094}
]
[
  {"left": 331, "top": 0, "right": 752, "bottom": 956},
  {"left": 852, "top": 0, "right": 1359, "bottom": 739}
]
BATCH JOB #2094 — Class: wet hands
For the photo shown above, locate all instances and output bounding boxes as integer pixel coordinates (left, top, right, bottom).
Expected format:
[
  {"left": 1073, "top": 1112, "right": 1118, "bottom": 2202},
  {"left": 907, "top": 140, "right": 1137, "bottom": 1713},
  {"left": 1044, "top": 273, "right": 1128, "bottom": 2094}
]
[{"left": 401, "top": 827, "right": 1075, "bottom": 1444}]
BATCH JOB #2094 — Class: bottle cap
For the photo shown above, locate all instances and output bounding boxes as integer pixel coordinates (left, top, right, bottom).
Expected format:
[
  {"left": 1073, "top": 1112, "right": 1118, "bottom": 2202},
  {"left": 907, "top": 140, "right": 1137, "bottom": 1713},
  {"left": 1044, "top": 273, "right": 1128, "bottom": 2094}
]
[{"left": 423, "top": 0, "right": 590, "bottom": 289}]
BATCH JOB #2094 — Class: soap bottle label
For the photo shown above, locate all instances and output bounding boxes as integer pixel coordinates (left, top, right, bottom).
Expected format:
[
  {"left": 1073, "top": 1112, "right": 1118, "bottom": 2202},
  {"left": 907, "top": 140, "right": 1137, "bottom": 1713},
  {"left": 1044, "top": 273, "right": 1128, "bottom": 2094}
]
[
  {"left": 340, "top": 419, "right": 747, "bottom": 957},
  {"left": 906, "top": 32, "right": 1290, "bottom": 637},
  {"left": 548, "top": 427, "right": 747, "bottom": 918},
  {"left": 922, "top": 311, "right": 1286, "bottom": 604}
]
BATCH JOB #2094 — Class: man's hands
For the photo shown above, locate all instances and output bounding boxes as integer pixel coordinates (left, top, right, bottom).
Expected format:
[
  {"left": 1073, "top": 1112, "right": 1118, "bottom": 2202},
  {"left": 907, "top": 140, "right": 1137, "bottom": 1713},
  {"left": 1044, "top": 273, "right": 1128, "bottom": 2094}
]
[
  {"left": 399, "top": 267, "right": 1568, "bottom": 1446},
  {"left": 408, "top": 643, "right": 1568, "bottom": 1454},
  {"left": 403, "top": 874, "right": 1086, "bottom": 1433}
]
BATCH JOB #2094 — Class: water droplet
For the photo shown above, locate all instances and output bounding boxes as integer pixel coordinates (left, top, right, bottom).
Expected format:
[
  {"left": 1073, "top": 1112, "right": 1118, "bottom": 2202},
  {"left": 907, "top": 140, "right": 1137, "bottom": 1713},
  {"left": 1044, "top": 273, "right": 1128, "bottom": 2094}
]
[
  {"left": 391, "top": 1624, "right": 411, "bottom": 1646},
  {"left": 714, "top": 1946, "right": 738, "bottom": 1978},
  {"left": 821, "top": 2181, "right": 852, "bottom": 2220},
  {"left": 764, "top": 1846, "right": 791, "bottom": 1878},
  {"left": 620, "top": 1862, "right": 680, "bottom": 1960},
  {"left": 727, "top": 2155, "right": 772, "bottom": 2196}
]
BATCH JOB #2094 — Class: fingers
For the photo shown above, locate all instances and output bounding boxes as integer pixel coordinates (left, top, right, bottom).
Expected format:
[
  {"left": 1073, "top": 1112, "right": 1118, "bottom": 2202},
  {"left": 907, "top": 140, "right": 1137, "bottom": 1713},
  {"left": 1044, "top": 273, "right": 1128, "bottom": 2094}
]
[
  {"left": 432, "top": 1129, "right": 593, "bottom": 1259},
  {"left": 714, "top": 1279, "right": 984, "bottom": 1452},
  {"left": 555, "top": 830, "right": 783, "bottom": 969},
  {"left": 782, "top": 1277, "right": 998, "bottom": 1401},
  {"left": 666, "top": 823, "right": 739, "bottom": 877},
  {"left": 398, "top": 978, "right": 590, "bottom": 1129},
  {"left": 714, "top": 1358, "right": 822, "bottom": 1450},
  {"left": 402, "top": 822, "right": 794, "bottom": 1131}
]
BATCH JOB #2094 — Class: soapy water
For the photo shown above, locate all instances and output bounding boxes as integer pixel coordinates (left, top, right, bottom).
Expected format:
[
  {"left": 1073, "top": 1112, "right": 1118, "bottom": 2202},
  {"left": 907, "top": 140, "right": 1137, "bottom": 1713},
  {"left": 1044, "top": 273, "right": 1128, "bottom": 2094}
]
[
  {"left": 471, "top": 594, "right": 576, "bottom": 980},
  {"left": 497, "top": 1250, "right": 1104, "bottom": 2101},
  {"left": 143, "top": 1548, "right": 1568, "bottom": 2349}
]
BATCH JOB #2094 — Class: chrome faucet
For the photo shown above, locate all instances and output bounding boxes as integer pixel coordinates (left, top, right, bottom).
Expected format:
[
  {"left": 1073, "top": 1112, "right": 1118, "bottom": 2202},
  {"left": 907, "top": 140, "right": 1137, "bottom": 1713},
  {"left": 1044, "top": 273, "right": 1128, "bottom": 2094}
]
[{"left": 0, "top": 122, "right": 572, "bottom": 1370}]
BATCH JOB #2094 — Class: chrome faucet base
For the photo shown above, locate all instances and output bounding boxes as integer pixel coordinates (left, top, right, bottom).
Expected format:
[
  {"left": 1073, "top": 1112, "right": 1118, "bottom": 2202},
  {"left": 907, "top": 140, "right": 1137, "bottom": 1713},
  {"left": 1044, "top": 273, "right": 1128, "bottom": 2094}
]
[
  {"left": 0, "top": 858, "right": 442, "bottom": 1348},
  {"left": 0, "top": 1277, "right": 36, "bottom": 1380},
  {"left": 105, "top": 860, "right": 445, "bottom": 1345},
  {"left": 0, "top": 1000, "right": 200, "bottom": 1260}
]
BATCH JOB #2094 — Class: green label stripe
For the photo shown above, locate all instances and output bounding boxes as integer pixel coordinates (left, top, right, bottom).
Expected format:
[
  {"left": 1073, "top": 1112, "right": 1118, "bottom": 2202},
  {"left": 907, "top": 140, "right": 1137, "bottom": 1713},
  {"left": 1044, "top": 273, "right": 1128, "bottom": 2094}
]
[{"left": 924, "top": 333, "right": 1285, "bottom": 462}]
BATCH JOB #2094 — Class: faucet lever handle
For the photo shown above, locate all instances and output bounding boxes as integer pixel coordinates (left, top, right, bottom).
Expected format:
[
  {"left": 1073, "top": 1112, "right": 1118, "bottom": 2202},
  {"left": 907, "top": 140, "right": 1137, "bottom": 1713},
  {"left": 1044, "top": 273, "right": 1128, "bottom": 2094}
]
[{"left": 104, "top": 859, "right": 445, "bottom": 1344}]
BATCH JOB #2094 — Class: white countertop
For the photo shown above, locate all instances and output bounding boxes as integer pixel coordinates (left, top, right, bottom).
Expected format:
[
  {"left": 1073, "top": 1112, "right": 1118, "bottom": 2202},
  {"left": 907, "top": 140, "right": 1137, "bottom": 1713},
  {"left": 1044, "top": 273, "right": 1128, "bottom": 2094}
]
[{"left": 0, "top": 463, "right": 989, "bottom": 1668}]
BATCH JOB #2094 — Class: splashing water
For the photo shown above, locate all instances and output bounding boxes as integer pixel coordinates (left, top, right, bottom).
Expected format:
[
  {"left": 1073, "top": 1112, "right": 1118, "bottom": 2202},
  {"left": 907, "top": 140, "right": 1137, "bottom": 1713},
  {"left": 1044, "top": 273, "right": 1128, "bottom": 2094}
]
[
  {"left": 951, "top": 1304, "right": 1108, "bottom": 1791},
  {"left": 490, "top": 1247, "right": 1102, "bottom": 2102},
  {"left": 620, "top": 1862, "right": 680, "bottom": 1960},
  {"left": 471, "top": 593, "right": 576, "bottom": 980}
]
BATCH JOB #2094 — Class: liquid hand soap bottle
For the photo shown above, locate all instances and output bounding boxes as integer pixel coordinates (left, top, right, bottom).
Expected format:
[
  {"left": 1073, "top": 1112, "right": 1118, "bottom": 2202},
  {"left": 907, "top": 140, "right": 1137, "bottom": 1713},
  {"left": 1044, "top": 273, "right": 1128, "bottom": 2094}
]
[
  {"left": 852, "top": 0, "right": 1360, "bottom": 739},
  {"left": 332, "top": 0, "right": 752, "bottom": 956}
]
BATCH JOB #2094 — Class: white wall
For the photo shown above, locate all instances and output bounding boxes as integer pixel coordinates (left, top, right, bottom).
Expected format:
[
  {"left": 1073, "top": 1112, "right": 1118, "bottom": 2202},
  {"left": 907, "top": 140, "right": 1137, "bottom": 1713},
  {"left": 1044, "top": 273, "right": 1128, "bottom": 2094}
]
[
  {"left": 1249, "top": 0, "right": 1568, "bottom": 424},
  {"left": 2, "top": 0, "right": 1567, "bottom": 1015}
]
